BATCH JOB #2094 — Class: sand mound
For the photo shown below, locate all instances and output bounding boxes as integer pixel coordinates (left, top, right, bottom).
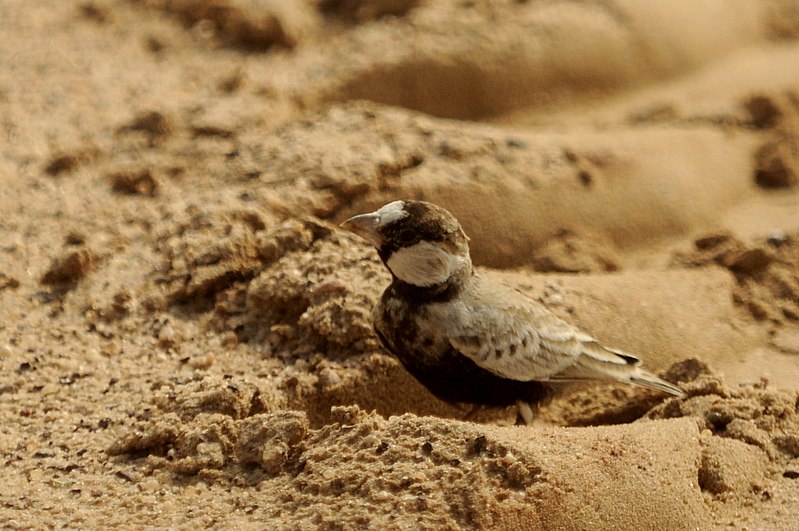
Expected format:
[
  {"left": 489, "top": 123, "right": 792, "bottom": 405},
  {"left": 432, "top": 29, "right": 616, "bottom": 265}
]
[
  {"left": 107, "top": 384, "right": 707, "bottom": 529},
  {"left": 269, "top": 0, "right": 770, "bottom": 119},
  {"left": 105, "top": 359, "right": 798, "bottom": 529},
  {"left": 674, "top": 230, "right": 799, "bottom": 323},
  {"left": 242, "top": 102, "right": 759, "bottom": 267}
]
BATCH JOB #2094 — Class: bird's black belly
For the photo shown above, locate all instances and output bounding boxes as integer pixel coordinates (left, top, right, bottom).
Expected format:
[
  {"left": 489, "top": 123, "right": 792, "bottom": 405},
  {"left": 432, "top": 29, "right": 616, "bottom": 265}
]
[
  {"left": 374, "top": 329, "right": 549, "bottom": 407},
  {"left": 404, "top": 345, "right": 548, "bottom": 406},
  {"left": 375, "top": 284, "right": 550, "bottom": 408}
]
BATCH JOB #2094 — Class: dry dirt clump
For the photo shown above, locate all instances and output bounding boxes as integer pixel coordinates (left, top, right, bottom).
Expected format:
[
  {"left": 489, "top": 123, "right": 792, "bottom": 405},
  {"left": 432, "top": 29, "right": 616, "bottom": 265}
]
[
  {"left": 108, "top": 168, "right": 160, "bottom": 197},
  {"left": 108, "top": 375, "right": 305, "bottom": 479},
  {"left": 646, "top": 360, "right": 799, "bottom": 464},
  {"left": 148, "top": 206, "right": 271, "bottom": 309},
  {"left": 529, "top": 229, "right": 621, "bottom": 274},
  {"left": 0, "top": 273, "right": 20, "bottom": 291},
  {"left": 148, "top": 209, "right": 386, "bottom": 354},
  {"left": 242, "top": 221, "right": 384, "bottom": 353},
  {"left": 318, "top": 0, "right": 421, "bottom": 22},
  {"left": 645, "top": 361, "right": 799, "bottom": 517},
  {"left": 766, "top": 0, "right": 799, "bottom": 39},
  {"left": 40, "top": 248, "right": 101, "bottom": 289},
  {"left": 131, "top": 0, "right": 322, "bottom": 50},
  {"left": 43, "top": 148, "right": 100, "bottom": 177},
  {"left": 743, "top": 91, "right": 799, "bottom": 188},
  {"left": 673, "top": 230, "right": 799, "bottom": 322}
]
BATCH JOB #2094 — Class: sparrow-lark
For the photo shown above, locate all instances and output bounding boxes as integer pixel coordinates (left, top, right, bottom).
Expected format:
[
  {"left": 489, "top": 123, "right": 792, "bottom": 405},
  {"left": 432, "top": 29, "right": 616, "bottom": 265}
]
[{"left": 341, "top": 200, "right": 683, "bottom": 422}]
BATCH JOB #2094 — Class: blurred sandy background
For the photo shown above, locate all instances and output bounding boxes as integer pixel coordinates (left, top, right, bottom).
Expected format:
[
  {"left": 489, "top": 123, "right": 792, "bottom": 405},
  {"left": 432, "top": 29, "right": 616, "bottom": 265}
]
[{"left": 1, "top": 1, "right": 799, "bottom": 528}]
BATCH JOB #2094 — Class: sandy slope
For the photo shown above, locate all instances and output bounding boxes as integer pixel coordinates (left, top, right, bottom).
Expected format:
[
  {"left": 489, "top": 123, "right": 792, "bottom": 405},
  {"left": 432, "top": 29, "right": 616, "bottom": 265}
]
[{"left": 1, "top": 1, "right": 799, "bottom": 529}]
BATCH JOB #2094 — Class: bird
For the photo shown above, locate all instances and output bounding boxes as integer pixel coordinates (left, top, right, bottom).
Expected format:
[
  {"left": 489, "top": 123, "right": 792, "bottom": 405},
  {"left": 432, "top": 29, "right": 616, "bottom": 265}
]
[{"left": 340, "top": 199, "right": 684, "bottom": 423}]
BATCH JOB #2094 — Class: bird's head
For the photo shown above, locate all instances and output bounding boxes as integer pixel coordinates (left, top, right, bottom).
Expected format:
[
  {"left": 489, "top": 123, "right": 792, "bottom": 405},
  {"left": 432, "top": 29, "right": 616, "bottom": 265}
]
[{"left": 341, "top": 200, "right": 472, "bottom": 289}]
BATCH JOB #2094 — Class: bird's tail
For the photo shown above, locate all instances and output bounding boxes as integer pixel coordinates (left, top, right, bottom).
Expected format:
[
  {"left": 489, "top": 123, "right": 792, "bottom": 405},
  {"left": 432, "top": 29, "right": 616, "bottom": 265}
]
[
  {"left": 628, "top": 370, "right": 684, "bottom": 396},
  {"left": 549, "top": 341, "right": 685, "bottom": 397}
]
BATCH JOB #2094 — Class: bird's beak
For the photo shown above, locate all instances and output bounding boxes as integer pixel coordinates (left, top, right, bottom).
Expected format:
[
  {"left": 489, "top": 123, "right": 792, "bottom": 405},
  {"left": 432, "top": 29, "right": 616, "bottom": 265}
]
[{"left": 340, "top": 211, "right": 383, "bottom": 247}]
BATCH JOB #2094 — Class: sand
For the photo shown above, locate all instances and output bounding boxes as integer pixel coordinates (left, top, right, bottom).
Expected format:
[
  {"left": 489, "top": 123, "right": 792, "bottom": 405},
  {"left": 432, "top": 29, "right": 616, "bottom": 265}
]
[{"left": 1, "top": 0, "right": 799, "bottom": 529}]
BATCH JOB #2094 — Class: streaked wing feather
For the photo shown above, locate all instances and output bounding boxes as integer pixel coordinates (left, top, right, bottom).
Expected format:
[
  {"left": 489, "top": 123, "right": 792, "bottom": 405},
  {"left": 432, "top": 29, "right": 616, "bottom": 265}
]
[
  {"left": 439, "top": 290, "right": 584, "bottom": 382},
  {"left": 418, "top": 275, "right": 684, "bottom": 396},
  {"left": 434, "top": 276, "right": 646, "bottom": 384}
]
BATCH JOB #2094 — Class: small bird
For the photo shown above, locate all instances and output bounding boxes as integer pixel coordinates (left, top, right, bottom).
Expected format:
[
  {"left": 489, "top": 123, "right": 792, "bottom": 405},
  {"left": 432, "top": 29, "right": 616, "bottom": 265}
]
[{"left": 341, "top": 200, "right": 684, "bottom": 423}]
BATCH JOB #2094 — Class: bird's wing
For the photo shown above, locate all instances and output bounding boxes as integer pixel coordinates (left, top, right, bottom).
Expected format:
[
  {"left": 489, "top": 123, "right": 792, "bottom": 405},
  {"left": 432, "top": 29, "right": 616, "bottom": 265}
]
[
  {"left": 437, "top": 279, "right": 640, "bottom": 382},
  {"left": 422, "top": 274, "right": 578, "bottom": 380},
  {"left": 434, "top": 278, "right": 683, "bottom": 395}
]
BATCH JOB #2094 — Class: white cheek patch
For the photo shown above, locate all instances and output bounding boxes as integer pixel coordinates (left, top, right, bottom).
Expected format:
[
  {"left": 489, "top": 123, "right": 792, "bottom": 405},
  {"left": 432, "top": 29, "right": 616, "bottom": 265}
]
[
  {"left": 376, "top": 200, "right": 407, "bottom": 226},
  {"left": 386, "top": 241, "right": 464, "bottom": 287}
]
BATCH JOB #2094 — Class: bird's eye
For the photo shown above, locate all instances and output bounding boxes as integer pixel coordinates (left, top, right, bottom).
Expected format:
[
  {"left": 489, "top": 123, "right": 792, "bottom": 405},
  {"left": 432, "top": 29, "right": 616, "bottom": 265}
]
[{"left": 398, "top": 229, "right": 415, "bottom": 244}]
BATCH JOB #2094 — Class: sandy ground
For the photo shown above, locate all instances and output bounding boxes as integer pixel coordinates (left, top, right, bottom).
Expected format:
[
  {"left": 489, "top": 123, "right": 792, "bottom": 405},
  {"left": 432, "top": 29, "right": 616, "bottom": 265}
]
[{"left": 2, "top": 0, "right": 799, "bottom": 529}]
